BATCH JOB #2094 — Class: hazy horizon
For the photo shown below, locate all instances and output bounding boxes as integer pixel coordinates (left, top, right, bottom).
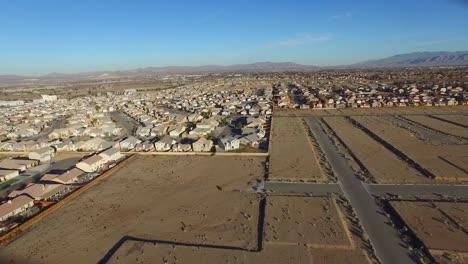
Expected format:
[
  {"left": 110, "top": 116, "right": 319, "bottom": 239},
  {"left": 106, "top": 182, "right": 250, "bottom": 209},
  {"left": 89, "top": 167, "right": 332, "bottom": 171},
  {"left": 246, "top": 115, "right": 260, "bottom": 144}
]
[{"left": 1, "top": 0, "right": 468, "bottom": 75}]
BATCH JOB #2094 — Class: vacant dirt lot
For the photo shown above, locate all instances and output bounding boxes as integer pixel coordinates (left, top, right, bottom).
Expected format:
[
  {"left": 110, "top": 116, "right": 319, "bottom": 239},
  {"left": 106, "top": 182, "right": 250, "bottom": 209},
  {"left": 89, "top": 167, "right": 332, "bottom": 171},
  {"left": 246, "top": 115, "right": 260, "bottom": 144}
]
[
  {"left": 0, "top": 155, "right": 265, "bottom": 263},
  {"left": 109, "top": 242, "right": 311, "bottom": 264},
  {"left": 391, "top": 201, "right": 468, "bottom": 260},
  {"left": 432, "top": 114, "right": 468, "bottom": 127},
  {"left": 264, "top": 196, "right": 350, "bottom": 247},
  {"left": 403, "top": 115, "right": 468, "bottom": 139},
  {"left": 440, "top": 156, "right": 468, "bottom": 174},
  {"left": 273, "top": 106, "right": 467, "bottom": 117},
  {"left": 269, "top": 117, "right": 332, "bottom": 182},
  {"left": 323, "top": 117, "right": 430, "bottom": 184},
  {"left": 352, "top": 115, "right": 468, "bottom": 182},
  {"left": 109, "top": 196, "right": 373, "bottom": 264}
]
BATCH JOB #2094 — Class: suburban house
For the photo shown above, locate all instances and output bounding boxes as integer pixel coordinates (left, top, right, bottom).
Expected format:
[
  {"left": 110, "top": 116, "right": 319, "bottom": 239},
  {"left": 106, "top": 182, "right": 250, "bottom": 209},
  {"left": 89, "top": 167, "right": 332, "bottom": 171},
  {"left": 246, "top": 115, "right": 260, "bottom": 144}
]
[
  {"left": 151, "top": 124, "right": 168, "bottom": 136},
  {"left": 0, "top": 169, "right": 19, "bottom": 182},
  {"left": 0, "top": 159, "right": 38, "bottom": 171},
  {"left": 239, "top": 133, "right": 261, "bottom": 147},
  {"left": 50, "top": 168, "right": 85, "bottom": 184},
  {"left": 169, "top": 125, "right": 187, "bottom": 138},
  {"left": 136, "top": 126, "right": 152, "bottom": 137},
  {"left": 0, "top": 142, "right": 14, "bottom": 151},
  {"left": 99, "top": 147, "right": 124, "bottom": 162},
  {"left": 219, "top": 136, "right": 240, "bottom": 151},
  {"left": 119, "top": 136, "right": 142, "bottom": 151},
  {"left": 39, "top": 173, "right": 61, "bottom": 182},
  {"left": 8, "top": 183, "right": 65, "bottom": 200},
  {"left": 79, "top": 138, "right": 113, "bottom": 151},
  {"left": 173, "top": 143, "right": 192, "bottom": 152},
  {"left": 28, "top": 147, "right": 55, "bottom": 162},
  {"left": 192, "top": 137, "right": 213, "bottom": 152},
  {"left": 154, "top": 136, "right": 176, "bottom": 152},
  {"left": 135, "top": 141, "right": 155, "bottom": 152},
  {"left": 76, "top": 155, "right": 105, "bottom": 172},
  {"left": 0, "top": 195, "right": 34, "bottom": 221}
]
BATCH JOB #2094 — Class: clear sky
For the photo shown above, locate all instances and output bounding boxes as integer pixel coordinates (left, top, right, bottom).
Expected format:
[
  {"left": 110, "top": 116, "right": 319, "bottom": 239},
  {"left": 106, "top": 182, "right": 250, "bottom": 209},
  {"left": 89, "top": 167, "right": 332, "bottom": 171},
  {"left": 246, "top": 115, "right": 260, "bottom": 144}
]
[{"left": 1, "top": 0, "right": 468, "bottom": 75}]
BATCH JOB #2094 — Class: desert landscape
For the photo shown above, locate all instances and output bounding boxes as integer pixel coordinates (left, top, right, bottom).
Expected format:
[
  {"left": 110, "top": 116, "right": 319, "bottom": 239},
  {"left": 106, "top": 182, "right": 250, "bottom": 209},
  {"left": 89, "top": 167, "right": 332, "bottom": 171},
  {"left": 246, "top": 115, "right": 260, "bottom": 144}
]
[
  {"left": 268, "top": 117, "right": 333, "bottom": 182},
  {"left": 0, "top": 153, "right": 377, "bottom": 264},
  {"left": 0, "top": 155, "right": 265, "bottom": 263},
  {"left": 322, "top": 116, "right": 430, "bottom": 184},
  {"left": 389, "top": 200, "right": 468, "bottom": 263},
  {"left": 350, "top": 115, "right": 468, "bottom": 182},
  {"left": 402, "top": 115, "right": 468, "bottom": 139}
]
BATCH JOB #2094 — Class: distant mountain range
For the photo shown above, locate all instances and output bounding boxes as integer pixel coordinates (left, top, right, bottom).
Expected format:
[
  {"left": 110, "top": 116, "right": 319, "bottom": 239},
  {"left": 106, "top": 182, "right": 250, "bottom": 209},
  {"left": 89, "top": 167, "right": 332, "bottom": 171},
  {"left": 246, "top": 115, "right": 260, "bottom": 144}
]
[
  {"left": 356, "top": 51, "right": 468, "bottom": 67},
  {"left": 1, "top": 51, "right": 467, "bottom": 85}
]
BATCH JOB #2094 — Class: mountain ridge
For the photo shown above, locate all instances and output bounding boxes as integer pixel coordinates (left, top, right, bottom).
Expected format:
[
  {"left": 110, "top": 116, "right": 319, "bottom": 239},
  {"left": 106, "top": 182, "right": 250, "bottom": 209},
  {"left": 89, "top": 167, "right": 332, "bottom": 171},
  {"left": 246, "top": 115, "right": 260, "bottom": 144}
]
[
  {"left": 356, "top": 50, "right": 468, "bottom": 67},
  {"left": 1, "top": 51, "right": 468, "bottom": 85}
]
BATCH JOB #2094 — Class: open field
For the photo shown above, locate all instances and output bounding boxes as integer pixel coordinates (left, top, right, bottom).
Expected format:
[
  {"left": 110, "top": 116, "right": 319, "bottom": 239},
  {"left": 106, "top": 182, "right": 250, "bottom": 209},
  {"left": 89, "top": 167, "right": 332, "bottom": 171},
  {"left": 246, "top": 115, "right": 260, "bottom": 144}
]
[
  {"left": 402, "top": 115, "right": 468, "bottom": 139},
  {"left": 269, "top": 117, "right": 332, "bottom": 182},
  {"left": 109, "top": 241, "right": 311, "bottom": 264},
  {"left": 109, "top": 196, "right": 373, "bottom": 264},
  {"left": 390, "top": 201, "right": 468, "bottom": 260},
  {"left": 351, "top": 115, "right": 468, "bottom": 182},
  {"left": 323, "top": 117, "right": 429, "bottom": 184},
  {"left": 0, "top": 155, "right": 265, "bottom": 263},
  {"left": 382, "top": 115, "right": 465, "bottom": 145},
  {"left": 440, "top": 156, "right": 468, "bottom": 174},
  {"left": 273, "top": 106, "right": 467, "bottom": 117},
  {"left": 264, "top": 196, "right": 351, "bottom": 247},
  {"left": 0, "top": 153, "right": 375, "bottom": 263},
  {"left": 431, "top": 114, "right": 468, "bottom": 127}
]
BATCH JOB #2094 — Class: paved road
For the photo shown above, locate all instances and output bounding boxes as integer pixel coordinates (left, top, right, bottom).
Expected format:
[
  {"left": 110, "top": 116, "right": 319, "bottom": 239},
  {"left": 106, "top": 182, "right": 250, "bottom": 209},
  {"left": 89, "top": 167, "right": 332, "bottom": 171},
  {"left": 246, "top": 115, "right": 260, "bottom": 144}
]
[
  {"left": 305, "top": 117, "right": 414, "bottom": 264},
  {"left": 264, "top": 181, "right": 342, "bottom": 194},
  {"left": 366, "top": 184, "right": 468, "bottom": 198}
]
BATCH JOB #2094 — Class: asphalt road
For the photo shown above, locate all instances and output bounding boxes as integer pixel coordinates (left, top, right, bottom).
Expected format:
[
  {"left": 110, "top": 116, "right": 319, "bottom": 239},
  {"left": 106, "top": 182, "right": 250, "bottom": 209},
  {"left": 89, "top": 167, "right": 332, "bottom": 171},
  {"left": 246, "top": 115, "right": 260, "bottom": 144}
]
[
  {"left": 365, "top": 184, "right": 468, "bottom": 198},
  {"left": 264, "top": 181, "right": 342, "bottom": 194},
  {"left": 305, "top": 117, "right": 414, "bottom": 264}
]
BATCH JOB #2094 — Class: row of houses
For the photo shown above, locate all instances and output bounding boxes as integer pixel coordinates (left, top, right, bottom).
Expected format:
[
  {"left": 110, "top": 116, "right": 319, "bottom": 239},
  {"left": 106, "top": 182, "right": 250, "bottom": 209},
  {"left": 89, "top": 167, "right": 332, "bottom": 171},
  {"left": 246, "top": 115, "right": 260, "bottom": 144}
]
[
  {"left": 0, "top": 159, "right": 38, "bottom": 182},
  {"left": 0, "top": 147, "right": 125, "bottom": 222},
  {"left": 0, "top": 168, "right": 84, "bottom": 221}
]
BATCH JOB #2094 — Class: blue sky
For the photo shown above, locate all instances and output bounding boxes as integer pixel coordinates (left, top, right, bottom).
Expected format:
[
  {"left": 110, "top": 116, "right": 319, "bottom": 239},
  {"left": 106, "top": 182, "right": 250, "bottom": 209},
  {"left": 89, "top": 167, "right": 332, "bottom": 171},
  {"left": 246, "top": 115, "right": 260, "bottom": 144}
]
[{"left": 1, "top": 0, "right": 468, "bottom": 75}]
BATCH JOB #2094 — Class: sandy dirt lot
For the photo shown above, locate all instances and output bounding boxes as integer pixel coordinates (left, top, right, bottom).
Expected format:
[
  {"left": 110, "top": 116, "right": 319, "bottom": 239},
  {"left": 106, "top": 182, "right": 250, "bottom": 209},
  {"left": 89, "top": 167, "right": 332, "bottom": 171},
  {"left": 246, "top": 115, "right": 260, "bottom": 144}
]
[
  {"left": 352, "top": 115, "right": 468, "bottom": 182},
  {"left": 273, "top": 106, "right": 467, "bottom": 117},
  {"left": 109, "top": 242, "right": 311, "bottom": 264},
  {"left": 323, "top": 117, "right": 430, "bottom": 184},
  {"left": 403, "top": 115, "right": 468, "bottom": 139},
  {"left": 432, "top": 114, "right": 468, "bottom": 127},
  {"left": 264, "top": 196, "right": 351, "bottom": 247},
  {"left": 432, "top": 251, "right": 468, "bottom": 264},
  {"left": 109, "top": 196, "right": 373, "bottom": 264},
  {"left": 0, "top": 155, "right": 265, "bottom": 263},
  {"left": 440, "top": 156, "right": 468, "bottom": 174},
  {"left": 269, "top": 117, "right": 332, "bottom": 182},
  {"left": 390, "top": 201, "right": 468, "bottom": 254},
  {"left": 382, "top": 115, "right": 465, "bottom": 145}
]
